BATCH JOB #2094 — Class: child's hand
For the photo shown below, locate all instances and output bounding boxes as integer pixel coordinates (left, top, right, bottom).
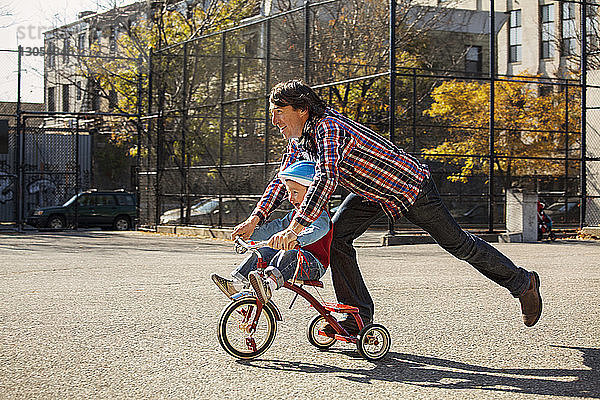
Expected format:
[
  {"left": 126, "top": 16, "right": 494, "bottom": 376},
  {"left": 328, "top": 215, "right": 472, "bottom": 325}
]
[{"left": 268, "top": 229, "right": 298, "bottom": 250}]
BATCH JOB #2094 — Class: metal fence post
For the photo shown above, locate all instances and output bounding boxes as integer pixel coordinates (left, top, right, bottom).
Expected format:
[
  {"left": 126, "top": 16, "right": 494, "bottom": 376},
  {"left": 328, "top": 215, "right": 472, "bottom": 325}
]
[
  {"left": 580, "top": 0, "right": 588, "bottom": 228},
  {"left": 236, "top": 57, "right": 241, "bottom": 164},
  {"left": 304, "top": 0, "right": 310, "bottom": 83},
  {"left": 146, "top": 50, "right": 154, "bottom": 228},
  {"left": 219, "top": 33, "right": 226, "bottom": 227},
  {"left": 75, "top": 118, "right": 80, "bottom": 230},
  {"left": 264, "top": 19, "right": 272, "bottom": 184},
  {"left": 388, "top": 0, "right": 396, "bottom": 235},
  {"left": 156, "top": 54, "right": 165, "bottom": 230},
  {"left": 180, "top": 42, "right": 189, "bottom": 225},
  {"left": 488, "top": 0, "right": 496, "bottom": 233},
  {"left": 136, "top": 56, "right": 144, "bottom": 228},
  {"left": 412, "top": 68, "right": 417, "bottom": 154},
  {"left": 564, "top": 81, "right": 569, "bottom": 220},
  {"left": 16, "top": 45, "right": 23, "bottom": 231}
]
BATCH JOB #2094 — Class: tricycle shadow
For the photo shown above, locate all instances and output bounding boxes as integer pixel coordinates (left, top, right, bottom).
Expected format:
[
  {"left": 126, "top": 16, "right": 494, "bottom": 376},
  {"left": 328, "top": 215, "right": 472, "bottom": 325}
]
[{"left": 238, "top": 345, "right": 599, "bottom": 398}]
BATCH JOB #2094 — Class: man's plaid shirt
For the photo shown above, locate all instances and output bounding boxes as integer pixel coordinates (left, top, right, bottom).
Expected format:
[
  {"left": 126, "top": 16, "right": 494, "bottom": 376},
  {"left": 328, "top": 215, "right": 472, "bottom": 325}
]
[{"left": 252, "top": 108, "right": 430, "bottom": 227}]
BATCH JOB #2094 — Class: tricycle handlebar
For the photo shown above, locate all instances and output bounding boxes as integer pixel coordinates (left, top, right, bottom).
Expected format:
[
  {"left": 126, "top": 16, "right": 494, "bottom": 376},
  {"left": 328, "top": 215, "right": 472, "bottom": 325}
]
[{"left": 233, "top": 237, "right": 269, "bottom": 254}]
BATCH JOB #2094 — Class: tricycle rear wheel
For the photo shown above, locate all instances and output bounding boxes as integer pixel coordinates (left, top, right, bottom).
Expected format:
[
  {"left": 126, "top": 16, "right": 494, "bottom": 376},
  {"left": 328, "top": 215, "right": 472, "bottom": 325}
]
[
  {"left": 356, "top": 323, "right": 391, "bottom": 361},
  {"left": 307, "top": 315, "right": 336, "bottom": 350}
]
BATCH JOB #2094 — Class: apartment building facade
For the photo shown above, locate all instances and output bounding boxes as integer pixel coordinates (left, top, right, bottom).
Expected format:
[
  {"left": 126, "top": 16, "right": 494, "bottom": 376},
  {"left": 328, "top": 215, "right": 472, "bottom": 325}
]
[
  {"left": 429, "top": 0, "right": 598, "bottom": 79},
  {"left": 43, "top": 3, "right": 146, "bottom": 117}
]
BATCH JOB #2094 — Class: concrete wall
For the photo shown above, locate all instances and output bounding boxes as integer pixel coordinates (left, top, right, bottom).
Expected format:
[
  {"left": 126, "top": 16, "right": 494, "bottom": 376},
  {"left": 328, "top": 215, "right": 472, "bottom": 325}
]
[{"left": 506, "top": 189, "right": 538, "bottom": 242}]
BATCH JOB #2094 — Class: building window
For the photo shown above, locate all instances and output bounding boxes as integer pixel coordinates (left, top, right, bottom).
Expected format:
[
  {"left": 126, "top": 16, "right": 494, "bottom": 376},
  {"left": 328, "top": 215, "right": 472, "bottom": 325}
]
[
  {"left": 562, "top": 2, "right": 577, "bottom": 56},
  {"left": 586, "top": 2, "right": 600, "bottom": 54},
  {"left": 541, "top": 4, "right": 555, "bottom": 59},
  {"left": 90, "top": 80, "right": 100, "bottom": 111},
  {"left": 509, "top": 10, "right": 522, "bottom": 63},
  {"left": 109, "top": 90, "right": 117, "bottom": 110},
  {"left": 78, "top": 33, "right": 86, "bottom": 55},
  {"left": 63, "top": 37, "right": 69, "bottom": 63},
  {"left": 47, "top": 41, "right": 55, "bottom": 68},
  {"left": 92, "top": 28, "right": 101, "bottom": 47},
  {"left": 47, "top": 87, "right": 55, "bottom": 112},
  {"left": 76, "top": 81, "right": 82, "bottom": 100},
  {"left": 109, "top": 27, "right": 117, "bottom": 53},
  {"left": 0, "top": 120, "right": 8, "bottom": 155},
  {"left": 539, "top": 85, "right": 553, "bottom": 97},
  {"left": 465, "top": 46, "right": 482, "bottom": 75},
  {"left": 62, "top": 84, "right": 70, "bottom": 112}
]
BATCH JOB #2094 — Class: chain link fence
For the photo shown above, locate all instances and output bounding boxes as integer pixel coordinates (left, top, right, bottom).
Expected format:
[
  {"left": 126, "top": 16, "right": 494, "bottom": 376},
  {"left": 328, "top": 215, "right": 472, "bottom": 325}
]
[
  {"left": 140, "top": 0, "right": 599, "bottom": 231},
  {"left": 0, "top": 46, "right": 143, "bottom": 227},
  {"left": 0, "top": 50, "right": 20, "bottom": 222},
  {"left": 585, "top": 0, "right": 600, "bottom": 225},
  {"left": 3, "top": 1, "right": 597, "bottom": 232}
]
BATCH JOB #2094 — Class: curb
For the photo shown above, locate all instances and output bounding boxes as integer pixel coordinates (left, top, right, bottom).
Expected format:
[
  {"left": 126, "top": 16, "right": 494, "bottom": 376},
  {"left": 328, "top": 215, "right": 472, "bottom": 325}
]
[
  {"left": 156, "top": 225, "right": 503, "bottom": 247},
  {"left": 156, "top": 225, "right": 232, "bottom": 240},
  {"left": 383, "top": 232, "right": 501, "bottom": 246},
  {"left": 580, "top": 226, "right": 600, "bottom": 238}
]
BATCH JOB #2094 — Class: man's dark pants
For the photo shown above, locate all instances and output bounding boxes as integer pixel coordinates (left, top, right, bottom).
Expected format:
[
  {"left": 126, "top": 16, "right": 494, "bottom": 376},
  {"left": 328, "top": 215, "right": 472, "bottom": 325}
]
[{"left": 330, "top": 176, "right": 532, "bottom": 321}]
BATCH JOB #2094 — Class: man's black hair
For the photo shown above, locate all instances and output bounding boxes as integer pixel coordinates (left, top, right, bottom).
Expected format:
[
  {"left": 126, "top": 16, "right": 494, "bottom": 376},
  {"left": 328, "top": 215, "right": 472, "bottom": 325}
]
[{"left": 269, "top": 80, "right": 327, "bottom": 119}]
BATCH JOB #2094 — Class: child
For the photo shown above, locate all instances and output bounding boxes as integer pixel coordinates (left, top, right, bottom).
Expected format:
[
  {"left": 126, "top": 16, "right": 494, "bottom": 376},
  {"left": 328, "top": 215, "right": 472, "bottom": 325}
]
[{"left": 211, "top": 160, "right": 332, "bottom": 304}]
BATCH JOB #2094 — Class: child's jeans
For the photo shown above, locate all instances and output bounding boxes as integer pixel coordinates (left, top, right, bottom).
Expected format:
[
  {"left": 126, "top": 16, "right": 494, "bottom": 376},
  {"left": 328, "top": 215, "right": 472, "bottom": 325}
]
[{"left": 232, "top": 248, "right": 326, "bottom": 288}]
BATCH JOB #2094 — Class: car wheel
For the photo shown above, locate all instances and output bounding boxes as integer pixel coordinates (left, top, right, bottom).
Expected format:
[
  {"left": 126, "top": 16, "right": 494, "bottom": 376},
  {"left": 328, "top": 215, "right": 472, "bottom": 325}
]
[
  {"left": 113, "top": 216, "right": 131, "bottom": 231},
  {"left": 47, "top": 215, "right": 66, "bottom": 230}
]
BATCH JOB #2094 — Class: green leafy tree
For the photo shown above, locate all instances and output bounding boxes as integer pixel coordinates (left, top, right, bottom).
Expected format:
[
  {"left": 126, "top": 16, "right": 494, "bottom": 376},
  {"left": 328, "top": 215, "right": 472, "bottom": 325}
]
[{"left": 422, "top": 74, "right": 581, "bottom": 183}]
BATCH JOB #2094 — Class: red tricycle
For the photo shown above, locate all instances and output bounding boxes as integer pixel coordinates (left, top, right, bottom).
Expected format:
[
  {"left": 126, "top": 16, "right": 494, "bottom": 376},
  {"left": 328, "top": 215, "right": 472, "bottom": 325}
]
[{"left": 217, "top": 237, "right": 391, "bottom": 361}]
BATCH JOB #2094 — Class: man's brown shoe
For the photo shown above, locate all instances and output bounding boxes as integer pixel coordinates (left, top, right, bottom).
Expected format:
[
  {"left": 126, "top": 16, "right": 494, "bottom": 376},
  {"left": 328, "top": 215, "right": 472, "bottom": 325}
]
[{"left": 519, "top": 271, "right": 542, "bottom": 327}]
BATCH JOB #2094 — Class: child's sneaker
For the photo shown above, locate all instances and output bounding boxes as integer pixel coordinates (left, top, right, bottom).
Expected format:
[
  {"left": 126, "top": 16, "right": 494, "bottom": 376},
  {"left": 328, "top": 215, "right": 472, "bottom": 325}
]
[
  {"left": 211, "top": 273, "right": 238, "bottom": 297},
  {"left": 248, "top": 271, "right": 272, "bottom": 304}
]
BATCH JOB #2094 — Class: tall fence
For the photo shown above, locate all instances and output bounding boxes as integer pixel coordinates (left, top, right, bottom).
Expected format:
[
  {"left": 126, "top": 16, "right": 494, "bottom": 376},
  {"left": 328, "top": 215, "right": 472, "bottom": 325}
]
[
  {"left": 141, "top": 0, "right": 600, "bottom": 232},
  {"left": 0, "top": 47, "right": 143, "bottom": 227},
  {"left": 140, "top": 0, "right": 600, "bottom": 231}
]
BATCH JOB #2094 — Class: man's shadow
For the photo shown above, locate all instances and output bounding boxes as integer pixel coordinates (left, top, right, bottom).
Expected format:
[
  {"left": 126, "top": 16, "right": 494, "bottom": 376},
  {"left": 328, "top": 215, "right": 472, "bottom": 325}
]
[{"left": 239, "top": 345, "right": 599, "bottom": 398}]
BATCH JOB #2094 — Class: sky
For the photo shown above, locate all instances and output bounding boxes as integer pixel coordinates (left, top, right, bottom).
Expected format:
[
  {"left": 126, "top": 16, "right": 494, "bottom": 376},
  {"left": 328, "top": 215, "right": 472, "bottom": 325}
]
[{"left": 0, "top": 0, "right": 134, "bottom": 102}]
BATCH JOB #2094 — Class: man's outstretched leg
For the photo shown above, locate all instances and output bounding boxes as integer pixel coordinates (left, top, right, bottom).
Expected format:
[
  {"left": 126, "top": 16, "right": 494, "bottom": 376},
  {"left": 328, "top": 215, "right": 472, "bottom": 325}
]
[{"left": 404, "top": 177, "right": 542, "bottom": 326}]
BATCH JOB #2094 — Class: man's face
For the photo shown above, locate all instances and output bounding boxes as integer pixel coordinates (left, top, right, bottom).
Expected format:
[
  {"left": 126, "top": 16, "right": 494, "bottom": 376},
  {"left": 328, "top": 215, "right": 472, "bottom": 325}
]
[
  {"left": 270, "top": 104, "right": 309, "bottom": 140},
  {"left": 284, "top": 180, "right": 308, "bottom": 209}
]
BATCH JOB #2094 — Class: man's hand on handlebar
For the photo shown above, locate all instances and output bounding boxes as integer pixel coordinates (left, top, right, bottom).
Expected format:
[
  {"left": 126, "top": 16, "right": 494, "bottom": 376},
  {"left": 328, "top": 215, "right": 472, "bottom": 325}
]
[
  {"left": 231, "top": 215, "right": 260, "bottom": 240},
  {"left": 267, "top": 228, "right": 298, "bottom": 250}
]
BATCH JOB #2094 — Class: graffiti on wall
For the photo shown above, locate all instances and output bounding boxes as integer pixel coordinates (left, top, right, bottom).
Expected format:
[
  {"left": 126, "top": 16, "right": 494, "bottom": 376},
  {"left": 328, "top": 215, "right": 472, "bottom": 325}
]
[
  {"left": 0, "top": 172, "right": 14, "bottom": 204},
  {"left": 0, "top": 160, "right": 60, "bottom": 205}
]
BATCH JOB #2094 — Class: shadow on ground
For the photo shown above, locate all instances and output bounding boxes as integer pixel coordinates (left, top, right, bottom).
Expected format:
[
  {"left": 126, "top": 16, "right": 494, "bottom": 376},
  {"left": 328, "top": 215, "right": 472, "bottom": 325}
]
[{"left": 241, "top": 346, "right": 599, "bottom": 398}]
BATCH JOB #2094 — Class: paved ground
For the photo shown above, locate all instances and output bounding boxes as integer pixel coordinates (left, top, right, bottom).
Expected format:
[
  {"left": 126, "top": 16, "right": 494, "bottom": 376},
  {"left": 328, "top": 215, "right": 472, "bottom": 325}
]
[{"left": 0, "top": 231, "right": 598, "bottom": 400}]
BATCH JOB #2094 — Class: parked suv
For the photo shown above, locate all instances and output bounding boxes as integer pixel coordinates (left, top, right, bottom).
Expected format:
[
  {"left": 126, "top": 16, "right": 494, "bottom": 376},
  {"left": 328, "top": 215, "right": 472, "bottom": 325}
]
[{"left": 26, "top": 189, "right": 137, "bottom": 231}]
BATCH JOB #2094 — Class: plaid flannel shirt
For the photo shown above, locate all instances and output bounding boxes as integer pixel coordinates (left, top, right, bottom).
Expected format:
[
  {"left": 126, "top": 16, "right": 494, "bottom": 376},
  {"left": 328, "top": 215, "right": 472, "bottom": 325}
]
[{"left": 252, "top": 108, "right": 430, "bottom": 227}]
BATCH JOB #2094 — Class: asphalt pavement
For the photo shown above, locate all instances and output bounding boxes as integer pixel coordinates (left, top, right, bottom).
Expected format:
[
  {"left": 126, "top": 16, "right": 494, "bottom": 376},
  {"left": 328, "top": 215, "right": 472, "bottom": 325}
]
[{"left": 0, "top": 231, "right": 598, "bottom": 399}]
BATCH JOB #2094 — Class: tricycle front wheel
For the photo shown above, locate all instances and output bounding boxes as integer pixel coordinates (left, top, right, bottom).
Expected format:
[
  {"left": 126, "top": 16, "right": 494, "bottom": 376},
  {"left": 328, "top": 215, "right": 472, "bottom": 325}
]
[{"left": 217, "top": 297, "right": 277, "bottom": 360}]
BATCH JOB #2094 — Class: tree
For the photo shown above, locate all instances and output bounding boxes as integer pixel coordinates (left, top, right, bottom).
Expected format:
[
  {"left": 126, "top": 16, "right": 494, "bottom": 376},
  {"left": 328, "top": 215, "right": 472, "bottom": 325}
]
[
  {"left": 82, "top": 0, "right": 260, "bottom": 148},
  {"left": 269, "top": 0, "right": 492, "bottom": 147},
  {"left": 0, "top": 3, "right": 13, "bottom": 28},
  {"left": 422, "top": 75, "right": 581, "bottom": 184},
  {"left": 42, "top": 0, "right": 260, "bottom": 191}
]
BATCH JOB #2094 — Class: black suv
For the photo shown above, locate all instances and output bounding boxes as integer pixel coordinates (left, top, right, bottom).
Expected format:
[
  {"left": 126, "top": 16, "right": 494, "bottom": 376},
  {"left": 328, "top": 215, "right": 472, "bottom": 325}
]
[{"left": 26, "top": 190, "right": 137, "bottom": 231}]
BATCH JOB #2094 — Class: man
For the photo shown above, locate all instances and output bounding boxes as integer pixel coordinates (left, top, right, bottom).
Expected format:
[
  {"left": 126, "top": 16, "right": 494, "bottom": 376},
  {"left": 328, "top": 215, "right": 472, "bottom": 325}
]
[{"left": 232, "top": 80, "right": 542, "bottom": 334}]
